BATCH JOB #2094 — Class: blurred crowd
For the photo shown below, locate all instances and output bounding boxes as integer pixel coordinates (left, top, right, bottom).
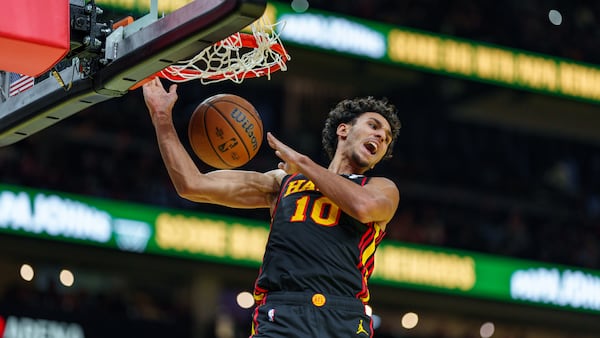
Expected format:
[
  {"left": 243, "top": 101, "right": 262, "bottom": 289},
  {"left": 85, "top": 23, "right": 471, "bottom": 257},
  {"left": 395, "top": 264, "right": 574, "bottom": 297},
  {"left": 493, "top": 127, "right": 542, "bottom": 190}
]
[
  {"left": 383, "top": 82, "right": 600, "bottom": 269},
  {"left": 1, "top": 76, "right": 599, "bottom": 271}
]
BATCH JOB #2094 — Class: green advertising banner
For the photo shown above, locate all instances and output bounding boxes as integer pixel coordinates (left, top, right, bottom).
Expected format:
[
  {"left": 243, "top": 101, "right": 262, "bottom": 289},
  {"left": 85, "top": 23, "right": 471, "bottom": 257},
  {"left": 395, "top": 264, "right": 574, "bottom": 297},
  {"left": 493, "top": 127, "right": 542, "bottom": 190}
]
[
  {"left": 372, "top": 242, "right": 600, "bottom": 314},
  {"left": 261, "top": 2, "right": 600, "bottom": 104},
  {"left": 1, "top": 183, "right": 600, "bottom": 314},
  {"left": 0, "top": 183, "right": 269, "bottom": 267},
  {"left": 96, "top": 0, "right": 600, "bottom": 104}
]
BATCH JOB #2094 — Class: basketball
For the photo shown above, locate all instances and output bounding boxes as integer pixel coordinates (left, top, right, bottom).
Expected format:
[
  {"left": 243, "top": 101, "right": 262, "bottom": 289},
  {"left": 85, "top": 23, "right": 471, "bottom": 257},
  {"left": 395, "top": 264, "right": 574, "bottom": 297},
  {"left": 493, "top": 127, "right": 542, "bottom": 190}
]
[{"left": 188, "top": 94, "right": 263, "bottom": 169}]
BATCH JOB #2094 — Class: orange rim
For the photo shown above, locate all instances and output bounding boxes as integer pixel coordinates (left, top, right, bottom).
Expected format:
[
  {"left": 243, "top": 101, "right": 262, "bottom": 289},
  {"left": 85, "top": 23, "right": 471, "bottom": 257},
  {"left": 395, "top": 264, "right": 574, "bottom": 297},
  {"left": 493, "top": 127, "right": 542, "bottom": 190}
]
[
  {"left": 160, "top": 33, "right": 288, "bottom": 81},
  {"left": 130, "top": 33, "right": 288, "bottom": 89}
]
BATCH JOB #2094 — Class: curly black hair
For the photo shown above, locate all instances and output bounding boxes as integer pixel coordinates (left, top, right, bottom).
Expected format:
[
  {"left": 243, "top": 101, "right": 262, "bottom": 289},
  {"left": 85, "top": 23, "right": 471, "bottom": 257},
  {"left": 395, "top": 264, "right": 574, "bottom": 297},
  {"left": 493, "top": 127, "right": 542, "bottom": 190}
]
[{"left": 321, "top": 96, "right": 401, "bottom": 160}]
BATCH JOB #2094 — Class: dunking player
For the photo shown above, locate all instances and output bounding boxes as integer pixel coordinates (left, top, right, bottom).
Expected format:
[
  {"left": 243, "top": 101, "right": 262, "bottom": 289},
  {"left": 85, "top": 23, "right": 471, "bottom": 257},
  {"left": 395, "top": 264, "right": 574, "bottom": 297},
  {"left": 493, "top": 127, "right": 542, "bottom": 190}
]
[{"left": 142, "top": 78, "right": 401, "bottom": 337}]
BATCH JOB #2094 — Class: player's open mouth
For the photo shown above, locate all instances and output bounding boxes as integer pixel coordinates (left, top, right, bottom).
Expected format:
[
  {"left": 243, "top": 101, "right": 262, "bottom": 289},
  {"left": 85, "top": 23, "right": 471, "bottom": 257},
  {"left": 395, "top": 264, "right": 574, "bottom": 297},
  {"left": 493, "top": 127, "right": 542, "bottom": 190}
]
[{"left": 364, "top": 141, "right": 378, "bottom": 155}]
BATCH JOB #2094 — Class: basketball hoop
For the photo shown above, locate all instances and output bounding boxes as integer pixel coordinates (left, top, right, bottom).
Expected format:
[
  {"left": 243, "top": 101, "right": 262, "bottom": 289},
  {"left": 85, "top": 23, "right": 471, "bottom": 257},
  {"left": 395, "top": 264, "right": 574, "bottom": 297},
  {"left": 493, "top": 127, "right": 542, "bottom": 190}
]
[{"left": 132, "top": 18, "right": 289, "bottom": 88}]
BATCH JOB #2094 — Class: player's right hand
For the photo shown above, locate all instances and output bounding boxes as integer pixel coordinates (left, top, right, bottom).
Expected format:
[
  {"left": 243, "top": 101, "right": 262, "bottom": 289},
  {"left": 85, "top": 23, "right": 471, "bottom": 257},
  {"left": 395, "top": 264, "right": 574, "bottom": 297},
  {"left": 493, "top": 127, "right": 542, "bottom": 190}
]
[
  {"left": 142, "top": 77, "right": 178, "bottom": 122},
  {"left": 267, "top": 132, "right": 305, "bottom": 174}
]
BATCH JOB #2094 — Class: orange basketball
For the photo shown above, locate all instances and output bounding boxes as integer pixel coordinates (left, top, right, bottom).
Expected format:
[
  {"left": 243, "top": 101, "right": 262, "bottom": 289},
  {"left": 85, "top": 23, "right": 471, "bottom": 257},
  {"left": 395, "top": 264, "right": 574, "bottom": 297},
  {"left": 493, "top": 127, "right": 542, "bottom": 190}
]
[{"left": 188, "top": 94, "right": 263, "bottom": 169}]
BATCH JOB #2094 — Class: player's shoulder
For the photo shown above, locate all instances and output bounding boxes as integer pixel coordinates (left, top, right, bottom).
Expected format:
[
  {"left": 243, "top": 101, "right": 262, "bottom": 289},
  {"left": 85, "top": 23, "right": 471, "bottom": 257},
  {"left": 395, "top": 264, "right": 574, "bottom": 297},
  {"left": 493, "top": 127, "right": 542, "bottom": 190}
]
[
  {"left": 364, "top": 175, "right": 399, "bottom": 189},
  {"left": 345, "top": 173, "right": 389, "bottom": 183}
]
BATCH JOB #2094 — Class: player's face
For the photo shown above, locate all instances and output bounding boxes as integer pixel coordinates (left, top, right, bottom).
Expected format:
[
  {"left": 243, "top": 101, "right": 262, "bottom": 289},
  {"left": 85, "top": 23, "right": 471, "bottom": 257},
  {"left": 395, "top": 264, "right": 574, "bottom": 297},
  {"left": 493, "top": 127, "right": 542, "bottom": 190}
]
[{"left": 343, "top": 112, "right": 393, "bottom": 170}]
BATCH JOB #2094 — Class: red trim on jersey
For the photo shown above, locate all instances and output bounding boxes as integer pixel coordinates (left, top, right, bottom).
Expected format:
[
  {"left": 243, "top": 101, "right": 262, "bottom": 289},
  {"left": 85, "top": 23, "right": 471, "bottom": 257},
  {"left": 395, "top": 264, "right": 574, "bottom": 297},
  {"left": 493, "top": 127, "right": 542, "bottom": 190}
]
[
  {"left": 356, "top": 223, "right": 376, "bottom": 302},
  {"left": 355, "top": 220, "right": 386, "bottom": 303},
  {"left": 358, "top": 227, "right": 374, "bottom": 249},
  {"left": 251, "top": 305, "right": 261, "bottom": 336}
]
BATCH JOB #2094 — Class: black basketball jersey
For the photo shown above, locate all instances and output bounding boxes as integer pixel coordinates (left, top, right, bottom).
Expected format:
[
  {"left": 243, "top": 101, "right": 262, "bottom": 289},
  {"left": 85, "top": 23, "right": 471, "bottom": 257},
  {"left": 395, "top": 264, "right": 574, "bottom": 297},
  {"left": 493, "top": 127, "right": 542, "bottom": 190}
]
[{"left": 253, "top": 173, "right": 386, "bottom": 304}]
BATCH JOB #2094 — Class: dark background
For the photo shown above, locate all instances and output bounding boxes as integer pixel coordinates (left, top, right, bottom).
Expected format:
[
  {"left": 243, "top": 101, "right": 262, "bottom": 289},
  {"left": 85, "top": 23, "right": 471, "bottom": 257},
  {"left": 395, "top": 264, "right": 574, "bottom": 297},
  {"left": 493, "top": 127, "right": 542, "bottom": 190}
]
[{"left": 1, "top": 1, "right": 600, "bottom": 337}]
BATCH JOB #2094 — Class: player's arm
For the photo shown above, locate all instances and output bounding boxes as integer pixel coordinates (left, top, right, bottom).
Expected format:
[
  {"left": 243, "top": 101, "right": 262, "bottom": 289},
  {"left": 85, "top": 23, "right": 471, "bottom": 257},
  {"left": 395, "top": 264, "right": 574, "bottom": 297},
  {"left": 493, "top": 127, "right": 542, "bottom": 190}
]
[
  {"left": 267, "top": 132, "right": 399, "bottom": 230},
  {"left": 180, "top": 169, "right": 284, "bottom": 208},
  {"left": 143, "top": 78, "right": 283, "bottom": 209},
  {"left": 313, "top": 175, "right": 398, "bottom": 230}
]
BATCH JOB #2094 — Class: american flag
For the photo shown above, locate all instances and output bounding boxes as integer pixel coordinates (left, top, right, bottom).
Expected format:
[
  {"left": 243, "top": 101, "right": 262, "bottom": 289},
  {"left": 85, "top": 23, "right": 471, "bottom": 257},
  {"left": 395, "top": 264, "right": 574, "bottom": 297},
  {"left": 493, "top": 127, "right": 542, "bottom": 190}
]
[{"left": 9, "top": 72, "right": 34, "bottom": 96}]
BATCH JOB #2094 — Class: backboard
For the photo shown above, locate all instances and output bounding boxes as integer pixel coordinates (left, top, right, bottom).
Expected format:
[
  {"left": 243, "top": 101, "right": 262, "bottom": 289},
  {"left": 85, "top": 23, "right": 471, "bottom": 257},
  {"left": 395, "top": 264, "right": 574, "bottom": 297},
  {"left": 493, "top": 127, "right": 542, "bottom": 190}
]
[{"left": 0, "top": 0, "right": 266, "bottom": 146}]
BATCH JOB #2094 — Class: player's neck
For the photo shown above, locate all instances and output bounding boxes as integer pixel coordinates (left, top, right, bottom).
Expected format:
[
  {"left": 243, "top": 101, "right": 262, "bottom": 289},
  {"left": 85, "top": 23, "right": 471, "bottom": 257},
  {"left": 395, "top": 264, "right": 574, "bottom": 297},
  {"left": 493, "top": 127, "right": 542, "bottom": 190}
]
[{"left": 328, "top": 157, "right": 367, "bottom": 176}]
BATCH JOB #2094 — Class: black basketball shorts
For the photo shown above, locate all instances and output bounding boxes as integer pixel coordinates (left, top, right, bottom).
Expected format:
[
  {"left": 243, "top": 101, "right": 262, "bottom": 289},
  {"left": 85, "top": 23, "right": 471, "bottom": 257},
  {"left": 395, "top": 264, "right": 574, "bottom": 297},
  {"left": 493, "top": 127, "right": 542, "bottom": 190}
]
[{"left": 250, "top": 291, "right": 373, "bottom": 338}]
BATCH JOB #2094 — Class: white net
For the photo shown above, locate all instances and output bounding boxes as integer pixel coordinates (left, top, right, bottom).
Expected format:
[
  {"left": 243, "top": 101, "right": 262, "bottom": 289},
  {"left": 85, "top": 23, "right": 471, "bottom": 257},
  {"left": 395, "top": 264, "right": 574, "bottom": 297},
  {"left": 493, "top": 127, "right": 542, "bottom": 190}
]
[{"left": 159, "top": 18, "right": 289, "bottom": 84}]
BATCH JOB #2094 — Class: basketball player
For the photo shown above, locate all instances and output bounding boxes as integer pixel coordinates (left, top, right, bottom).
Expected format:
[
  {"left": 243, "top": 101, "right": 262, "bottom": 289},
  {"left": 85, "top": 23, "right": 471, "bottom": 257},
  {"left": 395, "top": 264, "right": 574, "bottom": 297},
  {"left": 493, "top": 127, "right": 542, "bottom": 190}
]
[{"left": 142, "top": 78, "right": 401, "bottom": 337}]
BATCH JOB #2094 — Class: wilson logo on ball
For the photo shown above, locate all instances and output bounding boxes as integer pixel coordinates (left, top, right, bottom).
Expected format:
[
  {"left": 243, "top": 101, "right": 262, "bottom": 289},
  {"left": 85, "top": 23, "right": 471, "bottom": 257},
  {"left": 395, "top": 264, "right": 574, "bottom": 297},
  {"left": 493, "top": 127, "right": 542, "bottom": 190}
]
[{"left": 230, "top": 108, "right": 259, "bottom": 151}]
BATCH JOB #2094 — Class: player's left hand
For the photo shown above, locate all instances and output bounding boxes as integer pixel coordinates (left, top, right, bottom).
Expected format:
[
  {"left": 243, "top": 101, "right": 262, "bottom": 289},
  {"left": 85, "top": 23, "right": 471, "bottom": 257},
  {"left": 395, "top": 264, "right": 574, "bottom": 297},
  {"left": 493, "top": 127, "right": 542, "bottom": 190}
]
[{"left": 267, "top": 132, "right": 305, "bottom": 174}]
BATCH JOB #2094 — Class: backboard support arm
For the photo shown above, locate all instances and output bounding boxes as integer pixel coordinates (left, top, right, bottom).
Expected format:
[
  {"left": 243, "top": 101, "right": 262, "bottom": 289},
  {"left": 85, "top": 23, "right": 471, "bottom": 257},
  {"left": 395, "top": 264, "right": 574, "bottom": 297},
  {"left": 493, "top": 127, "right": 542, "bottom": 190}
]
[{"left": 0, "top": 0, "right": 266, "bottom": 147}]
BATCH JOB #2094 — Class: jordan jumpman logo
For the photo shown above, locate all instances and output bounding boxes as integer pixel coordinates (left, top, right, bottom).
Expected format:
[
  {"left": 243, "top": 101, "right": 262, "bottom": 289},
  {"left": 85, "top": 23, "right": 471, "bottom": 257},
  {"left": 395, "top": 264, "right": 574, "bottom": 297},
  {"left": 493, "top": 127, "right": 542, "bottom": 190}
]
[{"left": 356, "top": 319, "right": 369, "bottom": 335}]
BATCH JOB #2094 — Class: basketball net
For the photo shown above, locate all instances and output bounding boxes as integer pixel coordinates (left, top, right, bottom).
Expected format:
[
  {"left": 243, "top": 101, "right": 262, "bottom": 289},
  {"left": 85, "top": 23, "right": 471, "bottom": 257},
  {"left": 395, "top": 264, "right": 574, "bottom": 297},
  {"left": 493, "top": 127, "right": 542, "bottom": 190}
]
[{"left": 156, "top": 17, "right": 289, "bottom": 85}]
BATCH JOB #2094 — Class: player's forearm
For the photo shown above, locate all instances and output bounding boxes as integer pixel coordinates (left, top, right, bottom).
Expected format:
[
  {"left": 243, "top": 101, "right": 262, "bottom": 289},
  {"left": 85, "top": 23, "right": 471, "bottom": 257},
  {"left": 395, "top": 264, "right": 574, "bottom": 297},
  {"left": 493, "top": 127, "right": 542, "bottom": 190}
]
[
  {"left": 296, "top": 157, "right": 380, "bottom": 223},
  {"left": 153, "top": 118, "right": 204, "bottom": 198}
]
